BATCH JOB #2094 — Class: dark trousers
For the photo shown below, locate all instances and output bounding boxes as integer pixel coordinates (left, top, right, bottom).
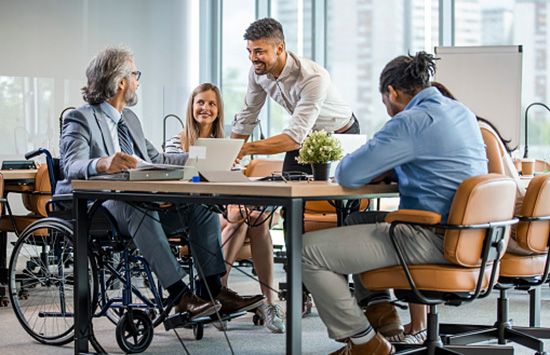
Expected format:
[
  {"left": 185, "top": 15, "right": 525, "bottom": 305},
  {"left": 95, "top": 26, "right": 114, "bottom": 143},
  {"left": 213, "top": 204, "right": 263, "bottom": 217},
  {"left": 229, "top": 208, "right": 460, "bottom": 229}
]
[{"left": 282, "top": 114, "right": 361, "bottom": 173}]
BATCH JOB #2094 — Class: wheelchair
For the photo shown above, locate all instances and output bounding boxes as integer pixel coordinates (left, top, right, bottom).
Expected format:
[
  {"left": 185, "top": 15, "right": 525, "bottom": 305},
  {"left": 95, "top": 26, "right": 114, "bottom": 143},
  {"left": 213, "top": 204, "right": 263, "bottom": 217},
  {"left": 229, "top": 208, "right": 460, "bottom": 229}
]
[{"left": 7, "top": 149, "right": 222, "bottom": 353}]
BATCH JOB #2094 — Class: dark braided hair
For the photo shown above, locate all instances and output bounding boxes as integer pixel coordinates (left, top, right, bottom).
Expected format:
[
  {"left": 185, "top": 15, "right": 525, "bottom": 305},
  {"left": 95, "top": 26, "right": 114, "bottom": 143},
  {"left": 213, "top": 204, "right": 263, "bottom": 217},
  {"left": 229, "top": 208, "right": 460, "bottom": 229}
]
[
  {"left": 379, "top": 51, "right": 438, "bottom": 96},
  {"left": 243, "top": 18, "right": 285, "bottom": 44}
]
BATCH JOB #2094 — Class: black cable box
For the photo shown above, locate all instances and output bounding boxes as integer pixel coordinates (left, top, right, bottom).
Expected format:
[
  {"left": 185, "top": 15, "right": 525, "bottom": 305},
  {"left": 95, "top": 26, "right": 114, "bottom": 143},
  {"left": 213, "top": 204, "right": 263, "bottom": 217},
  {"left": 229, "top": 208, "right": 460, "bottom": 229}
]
[{"left": 1, "top": 160, "right": 36, "bottom": 170}]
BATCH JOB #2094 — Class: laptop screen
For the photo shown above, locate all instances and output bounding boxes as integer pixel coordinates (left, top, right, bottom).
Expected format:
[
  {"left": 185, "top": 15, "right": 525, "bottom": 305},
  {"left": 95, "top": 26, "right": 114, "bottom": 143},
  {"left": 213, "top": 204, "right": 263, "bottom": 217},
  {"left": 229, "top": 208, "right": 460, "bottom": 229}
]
[{"left": 185, "top": 138, "right": 244, "bottom": 173}]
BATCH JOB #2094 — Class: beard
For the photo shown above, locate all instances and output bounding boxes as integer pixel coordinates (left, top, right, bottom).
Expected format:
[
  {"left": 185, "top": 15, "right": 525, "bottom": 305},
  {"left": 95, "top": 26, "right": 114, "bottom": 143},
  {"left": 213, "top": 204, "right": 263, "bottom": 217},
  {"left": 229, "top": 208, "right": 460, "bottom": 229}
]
[
  {"left": 253, "top": 61, "right": 267, "bottom": 75},
  {"left": 125, "top": 88, "right": 138, "bottom": 107}
]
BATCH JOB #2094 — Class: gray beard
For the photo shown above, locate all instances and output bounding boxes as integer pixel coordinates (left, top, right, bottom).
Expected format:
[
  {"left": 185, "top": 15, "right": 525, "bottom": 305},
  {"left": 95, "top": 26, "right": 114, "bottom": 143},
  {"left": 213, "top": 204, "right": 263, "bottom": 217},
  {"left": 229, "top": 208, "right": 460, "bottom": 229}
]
[{"left": 125, "top": 90, "right": 138, "bottom": 107}]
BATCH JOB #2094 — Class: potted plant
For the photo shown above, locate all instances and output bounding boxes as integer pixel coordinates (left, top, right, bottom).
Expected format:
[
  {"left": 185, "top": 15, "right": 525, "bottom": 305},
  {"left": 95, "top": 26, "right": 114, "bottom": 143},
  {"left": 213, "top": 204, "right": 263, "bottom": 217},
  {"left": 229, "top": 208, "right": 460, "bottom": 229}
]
[{"left": 296, "top": 130, "right": 344, "bottom": 180}]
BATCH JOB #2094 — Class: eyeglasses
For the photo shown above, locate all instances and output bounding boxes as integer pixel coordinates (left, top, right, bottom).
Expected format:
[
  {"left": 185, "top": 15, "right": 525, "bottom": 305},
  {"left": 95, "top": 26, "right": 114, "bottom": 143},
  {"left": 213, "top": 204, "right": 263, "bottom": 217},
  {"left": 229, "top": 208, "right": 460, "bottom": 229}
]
[{"left": 131, "top": 70, "right": 142, "bottom": 81}]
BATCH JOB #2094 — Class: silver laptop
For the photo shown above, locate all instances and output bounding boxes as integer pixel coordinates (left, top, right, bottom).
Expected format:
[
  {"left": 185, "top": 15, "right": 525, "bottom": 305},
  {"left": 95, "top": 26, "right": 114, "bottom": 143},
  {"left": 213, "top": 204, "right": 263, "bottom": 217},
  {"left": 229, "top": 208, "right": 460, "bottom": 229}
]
[
  {"left": 330, "top": 134, "right": 368, "bottom": 177},
  {"left": 184, "top": 138, "right": 245, "bottom": 180}
]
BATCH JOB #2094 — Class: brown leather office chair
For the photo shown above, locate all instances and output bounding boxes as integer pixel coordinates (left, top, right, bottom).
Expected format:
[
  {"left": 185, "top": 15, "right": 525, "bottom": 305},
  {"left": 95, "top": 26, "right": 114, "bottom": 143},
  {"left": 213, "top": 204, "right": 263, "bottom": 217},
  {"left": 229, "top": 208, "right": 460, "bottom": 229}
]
[
  {"left": 0, "top": 163, "right": 51, "bottom": 235},
  {"left": 441, "top": 175, "right": 550, "bottom": 354},
  {"left": 480, "top": 127, "right": 507, "bottom": 175},
  {"left": 360, "top": 174, "right": 517, "bottom": 354},
  {"left": 303, "top": 199, "right": 370, "bottom": 232},
  {"left": 0, "top": 165, "right": 51, "bottom": 307},
  {"left": 482, "top": 124, "right": 550, "bottom": 332},
  {"left": 243, "top": 159, "right": 283, "bottom": 179}
]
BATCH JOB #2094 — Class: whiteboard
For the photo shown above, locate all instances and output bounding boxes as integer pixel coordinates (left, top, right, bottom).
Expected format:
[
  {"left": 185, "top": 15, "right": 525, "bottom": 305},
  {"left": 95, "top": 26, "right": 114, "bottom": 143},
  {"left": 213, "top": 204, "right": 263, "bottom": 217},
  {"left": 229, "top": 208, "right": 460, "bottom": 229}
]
[{"left": 434, "top": 46, "right": 523, "bottom": 147}]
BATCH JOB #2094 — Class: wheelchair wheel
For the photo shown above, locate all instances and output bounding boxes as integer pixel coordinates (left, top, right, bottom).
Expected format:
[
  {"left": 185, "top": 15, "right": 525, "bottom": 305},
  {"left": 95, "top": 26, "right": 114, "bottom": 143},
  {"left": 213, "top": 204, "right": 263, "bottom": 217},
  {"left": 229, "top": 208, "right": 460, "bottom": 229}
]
[
  {"left": 96, "top": 250, "right": 167, "bottom": 327},
  {"left": 8, "top": 218, "right": 98, "bottom": 346},
  {"left": 115, "top": 309, "right": 154, "bottom": 353}
]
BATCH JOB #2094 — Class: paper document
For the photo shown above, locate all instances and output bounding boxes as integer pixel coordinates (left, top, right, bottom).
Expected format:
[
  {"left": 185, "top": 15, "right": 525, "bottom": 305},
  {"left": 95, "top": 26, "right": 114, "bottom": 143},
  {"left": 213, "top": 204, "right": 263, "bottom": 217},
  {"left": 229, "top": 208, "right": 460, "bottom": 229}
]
[{"left": 132, "top": 155, "right": 184, "bottom": 170}]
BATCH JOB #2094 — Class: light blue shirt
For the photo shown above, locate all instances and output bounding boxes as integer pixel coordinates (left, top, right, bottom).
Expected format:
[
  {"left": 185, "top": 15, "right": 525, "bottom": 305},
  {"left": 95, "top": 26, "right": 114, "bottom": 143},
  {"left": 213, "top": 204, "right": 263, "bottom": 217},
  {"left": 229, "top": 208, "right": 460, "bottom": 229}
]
[
  {"left": 335, "top": 87, "right": 487, "bottom": 222},
  {"left": 88, "top": 102, "right": 124, "bottom": 175}
]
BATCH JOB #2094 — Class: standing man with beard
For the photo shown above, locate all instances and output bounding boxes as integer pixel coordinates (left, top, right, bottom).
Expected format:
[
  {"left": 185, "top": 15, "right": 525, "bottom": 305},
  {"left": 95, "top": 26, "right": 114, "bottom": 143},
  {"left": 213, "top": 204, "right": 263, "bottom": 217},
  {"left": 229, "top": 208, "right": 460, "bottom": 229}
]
[
  {"left": 57, "top": 46, "right": 264, "bottom": 319},
  {"left": 232, "top": 18, "right": 359, "bottom": 173}
]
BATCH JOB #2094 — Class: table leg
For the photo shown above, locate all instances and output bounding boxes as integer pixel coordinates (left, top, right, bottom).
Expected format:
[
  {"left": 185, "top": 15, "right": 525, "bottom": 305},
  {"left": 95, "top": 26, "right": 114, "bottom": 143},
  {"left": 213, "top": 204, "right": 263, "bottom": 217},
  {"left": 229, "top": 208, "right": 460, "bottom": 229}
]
[
  {"left": 74, "top": 196, "right": 90, "bottom": 354},
  {"left": 0, "top": 230, "right": 8, "bottom": 282},
  {"left": 286, "top": 198, "right": 303, "bottom": 355}
]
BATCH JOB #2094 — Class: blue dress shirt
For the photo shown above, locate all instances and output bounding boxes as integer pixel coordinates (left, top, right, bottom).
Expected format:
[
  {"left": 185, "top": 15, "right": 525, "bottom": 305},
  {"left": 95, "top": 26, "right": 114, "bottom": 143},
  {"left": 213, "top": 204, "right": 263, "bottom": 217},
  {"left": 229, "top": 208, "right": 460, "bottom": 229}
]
[{"left": 335, "top": 87, "right": 487, "bottom": 222}]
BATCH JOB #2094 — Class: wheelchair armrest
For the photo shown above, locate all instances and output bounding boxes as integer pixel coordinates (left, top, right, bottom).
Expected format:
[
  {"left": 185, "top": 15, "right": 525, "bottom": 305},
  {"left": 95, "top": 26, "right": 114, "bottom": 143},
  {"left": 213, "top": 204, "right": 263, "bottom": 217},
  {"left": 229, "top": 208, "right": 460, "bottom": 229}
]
[
  {"left": 51, "top": 194, "right": 73, "bottom": 202},
  {"left": 384, "top": 209, "right": 441, "bottom": 225}
]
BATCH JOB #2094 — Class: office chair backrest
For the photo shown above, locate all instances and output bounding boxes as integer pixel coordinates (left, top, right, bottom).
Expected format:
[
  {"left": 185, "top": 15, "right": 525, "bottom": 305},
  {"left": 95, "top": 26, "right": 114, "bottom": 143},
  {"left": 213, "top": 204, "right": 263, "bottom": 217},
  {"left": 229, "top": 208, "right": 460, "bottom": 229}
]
[
  {"left": 445, "top": 174, "right": 516, "bottom": 267},
  {"left": 22, "top": 163, "right": 51, "bottom": 217},
  {"left": 244, "top": 159, "right": 283, "bottom": 178},
  {"left": 516, "top": 174, "right": 550, "bottom": 253},
  {"left": 0, "top": 173, "right": 4, "bottom": 215},
  {"left": 481, "top": 127, "right": 506, "bottom": 175}
]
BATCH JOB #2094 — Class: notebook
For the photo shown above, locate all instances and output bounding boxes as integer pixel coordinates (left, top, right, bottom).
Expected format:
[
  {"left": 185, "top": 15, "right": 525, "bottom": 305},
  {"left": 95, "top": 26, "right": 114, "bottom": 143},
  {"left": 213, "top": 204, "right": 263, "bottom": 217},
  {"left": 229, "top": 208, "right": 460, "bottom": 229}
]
[{"left": 330, "top": 134, "right": 368, "bottom": 177}]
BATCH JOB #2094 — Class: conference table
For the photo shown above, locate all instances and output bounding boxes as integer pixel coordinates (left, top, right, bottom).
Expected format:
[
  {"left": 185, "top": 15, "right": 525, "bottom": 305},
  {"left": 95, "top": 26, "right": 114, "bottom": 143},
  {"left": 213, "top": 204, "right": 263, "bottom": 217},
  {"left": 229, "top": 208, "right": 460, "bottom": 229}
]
[
  {"left": 0, "top": 169, "right": 37, "bottom": 181},
  {"left": 0, "top": 169, "right": 38, "bottom": 304},
  {"left": 71, "top": 179, "right": 398, "bottom": 354}
]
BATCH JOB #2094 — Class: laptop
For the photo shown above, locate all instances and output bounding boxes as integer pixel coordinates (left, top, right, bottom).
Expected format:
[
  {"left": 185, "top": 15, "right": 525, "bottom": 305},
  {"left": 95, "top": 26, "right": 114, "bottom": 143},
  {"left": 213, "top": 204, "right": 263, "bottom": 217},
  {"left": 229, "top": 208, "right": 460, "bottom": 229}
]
[
  {"left": 184, "top": 138, "right": 245, "bottom": 181},
  {"left": 330, "top": 134, "right": 368, "bottom": 177}
]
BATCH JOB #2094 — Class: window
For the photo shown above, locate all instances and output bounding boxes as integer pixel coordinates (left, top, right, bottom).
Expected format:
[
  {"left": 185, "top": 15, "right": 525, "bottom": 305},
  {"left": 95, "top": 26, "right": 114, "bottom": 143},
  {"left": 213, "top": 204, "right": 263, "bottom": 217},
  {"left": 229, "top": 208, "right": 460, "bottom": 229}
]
[
  {"left": 0, "top": 0, "right": 197, "bottom": 159},
  {"left": 221, "top": 0, "right": 255, "bottom": 135},
  {"left": 268, "top": 0, "right": 313, "bottom": 139},
  {"left": 326, "top": 0, "right": 439, "bottom": 137},
  {"left": 0, "top": 77, "right": 55, "bottom": 157},
  {"left": 455, "top": 0, "right": 550, "bottom": 160}
]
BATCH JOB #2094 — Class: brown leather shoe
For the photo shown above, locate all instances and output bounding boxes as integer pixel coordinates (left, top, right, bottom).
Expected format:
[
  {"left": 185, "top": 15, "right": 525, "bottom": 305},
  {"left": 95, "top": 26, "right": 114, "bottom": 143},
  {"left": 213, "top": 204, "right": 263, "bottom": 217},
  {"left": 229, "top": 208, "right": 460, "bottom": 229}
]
[
  {"left": 364, "top": 302, "right": 404, "bottom": 338},
  {"left": 329, "top": 333, "right": 395, "bottom": 355},
  {"left": 175, "top": 292, "right": 221, "bottom": 319},
  {"left": 216, "top": 287, "right": 265, "bottom": 314}
]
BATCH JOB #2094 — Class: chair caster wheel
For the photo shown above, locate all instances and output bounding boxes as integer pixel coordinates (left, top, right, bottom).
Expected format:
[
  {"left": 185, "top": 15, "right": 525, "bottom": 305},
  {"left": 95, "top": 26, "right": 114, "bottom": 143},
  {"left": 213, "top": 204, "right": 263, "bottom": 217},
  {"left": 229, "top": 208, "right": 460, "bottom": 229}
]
[
  {"left": 0, "top": 297, "right": 9, "bottom": 307},
  {"left": 253, "top": 314, "right": 265, "bottom": 326},
  {"left": 193, "top": 323, "right": 204, "bottom": 340},
  {"left": 18, "top": 289, "right": 29, "bottom": 300}
]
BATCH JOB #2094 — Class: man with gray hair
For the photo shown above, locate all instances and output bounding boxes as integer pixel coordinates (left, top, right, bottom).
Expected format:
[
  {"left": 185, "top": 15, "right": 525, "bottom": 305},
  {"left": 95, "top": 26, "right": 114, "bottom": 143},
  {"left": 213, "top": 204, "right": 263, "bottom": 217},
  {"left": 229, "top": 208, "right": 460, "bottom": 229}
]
[{"left": 57, "top": 46, "right": 264, "bottom": 318}]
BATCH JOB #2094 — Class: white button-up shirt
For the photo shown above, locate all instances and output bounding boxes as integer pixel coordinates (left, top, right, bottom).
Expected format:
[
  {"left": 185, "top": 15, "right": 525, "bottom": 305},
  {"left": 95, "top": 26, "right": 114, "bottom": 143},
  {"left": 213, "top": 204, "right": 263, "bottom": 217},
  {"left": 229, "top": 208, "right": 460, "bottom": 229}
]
[{"left": 232, "top": 51, "right": 353, "bottom": 143}]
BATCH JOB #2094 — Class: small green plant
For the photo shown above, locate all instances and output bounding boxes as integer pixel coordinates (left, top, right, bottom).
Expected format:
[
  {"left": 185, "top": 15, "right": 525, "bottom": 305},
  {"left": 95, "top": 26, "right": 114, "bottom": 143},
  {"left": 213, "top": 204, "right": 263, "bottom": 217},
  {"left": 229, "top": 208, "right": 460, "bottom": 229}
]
[{"left": 296, "top": 130, "right": 344, "bottom": 165}]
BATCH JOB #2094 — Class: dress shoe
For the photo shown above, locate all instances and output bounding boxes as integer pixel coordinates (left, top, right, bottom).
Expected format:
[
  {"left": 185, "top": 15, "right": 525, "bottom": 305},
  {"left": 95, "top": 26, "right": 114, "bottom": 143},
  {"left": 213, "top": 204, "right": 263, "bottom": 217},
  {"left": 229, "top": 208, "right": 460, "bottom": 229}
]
[
  {"left": 364, "top": 302, "right": 404, "bottom": 338},
  {"left": 175, "top": 292, "right": 221, "bottom": 319},
  {"left": 329, "top": 333, "right": 395, "bottom": 355},
  {"left": 216, "top": 287, "right": 265, "bottom": 314}
]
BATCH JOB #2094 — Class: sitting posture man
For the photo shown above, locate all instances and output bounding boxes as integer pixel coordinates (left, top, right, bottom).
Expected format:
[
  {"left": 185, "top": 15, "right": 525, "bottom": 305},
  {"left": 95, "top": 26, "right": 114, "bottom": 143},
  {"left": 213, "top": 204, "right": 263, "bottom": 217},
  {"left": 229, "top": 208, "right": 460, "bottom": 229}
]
[
  {"left": 302, "top": 52, "right": 488, "bottom": 354},
  {"left": 231, "top": 18, "right": 359, "bottom": 173},
  {"left": 57, "top": 46, "right": 263, "bottom": 319}
]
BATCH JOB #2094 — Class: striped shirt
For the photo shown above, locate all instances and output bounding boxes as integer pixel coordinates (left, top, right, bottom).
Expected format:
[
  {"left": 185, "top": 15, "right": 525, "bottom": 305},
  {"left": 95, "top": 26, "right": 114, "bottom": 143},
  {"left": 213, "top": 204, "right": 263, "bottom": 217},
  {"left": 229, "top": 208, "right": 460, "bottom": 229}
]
[{"left": 164, "top": 134, "right": 184, "bottom": 153}]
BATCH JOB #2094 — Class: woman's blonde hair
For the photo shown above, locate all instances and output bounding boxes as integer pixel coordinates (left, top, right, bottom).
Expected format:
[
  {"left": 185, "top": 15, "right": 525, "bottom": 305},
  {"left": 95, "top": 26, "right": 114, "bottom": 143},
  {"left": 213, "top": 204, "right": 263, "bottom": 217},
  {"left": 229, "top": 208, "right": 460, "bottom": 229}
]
[{"left": 180, "top": 83, "right": 225, "bottom": 151}]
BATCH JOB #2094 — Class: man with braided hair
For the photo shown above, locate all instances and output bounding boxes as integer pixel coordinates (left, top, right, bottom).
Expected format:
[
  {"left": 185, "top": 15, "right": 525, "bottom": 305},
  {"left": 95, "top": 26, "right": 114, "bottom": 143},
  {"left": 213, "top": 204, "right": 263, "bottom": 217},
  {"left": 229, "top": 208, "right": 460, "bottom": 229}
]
[{"left": 302, "top": 52, "right": 487, "bottom": 354}]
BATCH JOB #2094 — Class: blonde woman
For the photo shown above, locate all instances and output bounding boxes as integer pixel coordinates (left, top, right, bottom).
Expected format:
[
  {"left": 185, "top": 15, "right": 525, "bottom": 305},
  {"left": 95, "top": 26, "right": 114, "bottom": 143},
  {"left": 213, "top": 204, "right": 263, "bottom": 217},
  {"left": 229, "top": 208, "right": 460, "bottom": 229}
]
[{"left": 165, "top": 83, "right": 285, "bottom": 333}]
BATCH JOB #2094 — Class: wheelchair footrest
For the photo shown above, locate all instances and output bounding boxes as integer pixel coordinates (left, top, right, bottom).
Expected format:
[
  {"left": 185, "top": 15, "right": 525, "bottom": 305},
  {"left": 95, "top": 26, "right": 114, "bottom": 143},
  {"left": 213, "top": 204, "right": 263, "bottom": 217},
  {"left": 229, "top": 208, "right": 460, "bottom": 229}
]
[
  {"left": 164, "top": 312, "right": 210, "bottom": 331},
  {"left": 164, "top": 309, "right": 249, "bottom": 331},
  {"left": 216, "top": 310, "right": 247, "bottom": 321}
]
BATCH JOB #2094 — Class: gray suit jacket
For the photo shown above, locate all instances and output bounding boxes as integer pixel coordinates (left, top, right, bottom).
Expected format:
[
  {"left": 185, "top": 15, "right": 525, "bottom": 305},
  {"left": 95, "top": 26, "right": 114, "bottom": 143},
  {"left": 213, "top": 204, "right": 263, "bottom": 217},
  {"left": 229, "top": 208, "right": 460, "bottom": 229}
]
[{"left": 56, "top": 103, "right": 187, "bottom": 194}]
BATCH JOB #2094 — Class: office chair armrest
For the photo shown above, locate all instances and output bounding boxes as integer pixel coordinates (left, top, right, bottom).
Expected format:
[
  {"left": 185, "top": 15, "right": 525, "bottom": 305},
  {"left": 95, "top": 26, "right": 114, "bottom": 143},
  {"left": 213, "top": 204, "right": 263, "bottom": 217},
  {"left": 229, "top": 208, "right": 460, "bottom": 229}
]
[{"left": 384, "top": 209, "right": 441, "bottom": 225}]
